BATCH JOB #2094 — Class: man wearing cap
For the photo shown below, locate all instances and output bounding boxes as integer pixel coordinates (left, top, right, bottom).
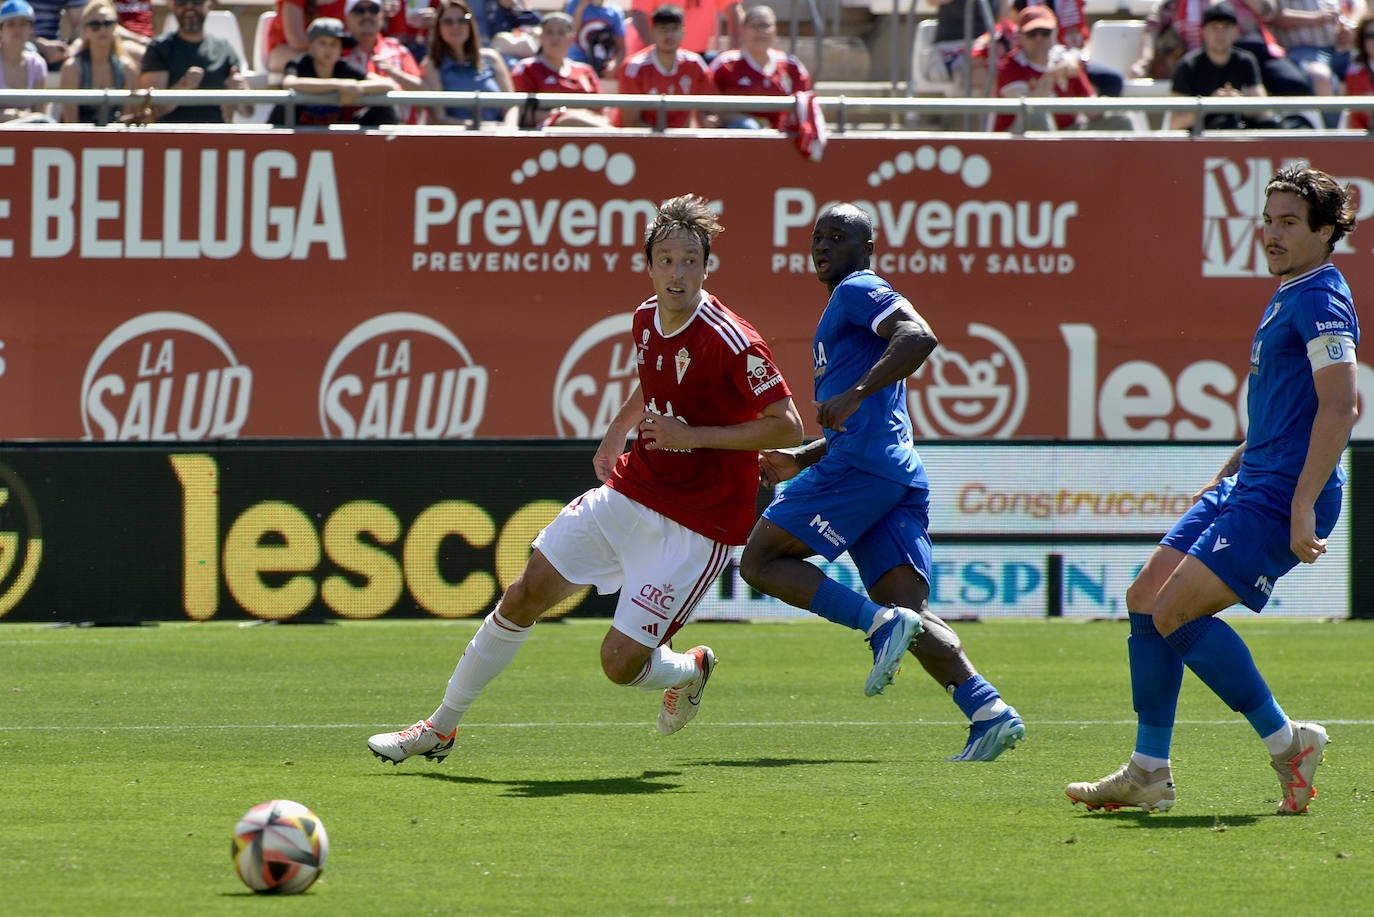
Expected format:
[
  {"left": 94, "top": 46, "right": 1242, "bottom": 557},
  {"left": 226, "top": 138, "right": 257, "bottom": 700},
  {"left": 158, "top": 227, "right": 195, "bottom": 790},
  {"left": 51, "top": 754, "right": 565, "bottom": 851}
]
[
  {"left": 139, "top": 0, "right": 248, "bottom": 122},
  {"left": 343, "top": 0, "right": 422, "bottom": 122},
  {"left": 271, "top": 16, "right": 399, "bottom": 125},
  {"left": 0, "top": 1, "right": 54, "bottom": 121},
  {"left": 1167, "top": 1, "right": 1267, "bottom": 129},
  {"left": 994, "top": 5, "right": 1097, "bottom": 130}
]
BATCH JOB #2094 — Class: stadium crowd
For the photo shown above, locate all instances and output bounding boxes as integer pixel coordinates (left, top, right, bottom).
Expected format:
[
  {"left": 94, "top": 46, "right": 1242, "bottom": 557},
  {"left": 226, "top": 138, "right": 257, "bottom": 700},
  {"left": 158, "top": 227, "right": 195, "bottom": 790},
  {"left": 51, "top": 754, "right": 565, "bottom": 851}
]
[{"left": 1, "top": 0, "right": 1371, "bottom": 127}]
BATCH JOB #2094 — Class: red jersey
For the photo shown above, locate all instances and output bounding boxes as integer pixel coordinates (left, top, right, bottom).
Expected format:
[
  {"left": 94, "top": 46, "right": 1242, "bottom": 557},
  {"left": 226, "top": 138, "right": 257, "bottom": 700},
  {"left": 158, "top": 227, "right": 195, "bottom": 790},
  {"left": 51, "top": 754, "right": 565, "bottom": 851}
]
[
  {"left": 993, "top": 49, "right": 1093, "bottom": 131},
  {"left": 114, "top": 0, "right": 153, "bottom": 38},
  {"left": 607, "top": 292, "right": 791, "bottom": 545},
  {"left": 708, "top": 47, "right": 811, "bottom": 129},
  {"left": 1346, "top": 63, "right": 1373, "bottom": 131},
  {"left": 509, "top": 55, "right": 602, "bottom": 94},
  {"left": 615, "top": 47, "right": 712, "bottom": 128},
  {"left": 266, "top": 0, "right": 350, "bottom": 53}
]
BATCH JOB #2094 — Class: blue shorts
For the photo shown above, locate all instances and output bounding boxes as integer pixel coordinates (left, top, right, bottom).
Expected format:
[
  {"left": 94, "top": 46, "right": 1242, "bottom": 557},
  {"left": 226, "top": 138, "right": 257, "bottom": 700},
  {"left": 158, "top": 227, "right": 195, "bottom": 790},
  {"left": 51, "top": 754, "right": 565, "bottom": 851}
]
[
  {"left": 1162, "top": 475, "right": 1341, "bottom": 612},
  {"left": 761, "top": 459, "right": 932, "bottom": 592}
]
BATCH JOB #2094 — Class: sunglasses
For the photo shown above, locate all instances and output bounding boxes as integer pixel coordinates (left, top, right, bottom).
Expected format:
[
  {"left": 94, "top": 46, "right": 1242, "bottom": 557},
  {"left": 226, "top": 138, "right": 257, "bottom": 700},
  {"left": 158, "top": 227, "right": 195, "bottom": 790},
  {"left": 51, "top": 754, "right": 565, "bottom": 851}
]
[
  {"left": 350, "top": 3, "right": 382, "bottom": 12},
  {"left": 440, "top": 13, "right": 473, "bottom": 24},
  {"left": 1023, "top": 28, "right": 1054, "bottom": 37},
  {"left": 83, "top": 18, "right": 118, "bottom": 29}
]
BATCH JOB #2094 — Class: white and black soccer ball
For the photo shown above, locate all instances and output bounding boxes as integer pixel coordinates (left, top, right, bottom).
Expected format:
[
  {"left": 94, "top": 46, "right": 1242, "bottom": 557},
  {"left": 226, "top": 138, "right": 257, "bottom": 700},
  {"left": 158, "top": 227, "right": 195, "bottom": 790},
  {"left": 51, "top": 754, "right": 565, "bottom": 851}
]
[{"left": 230, "top": 799, "right": 329, "bottom": 894}]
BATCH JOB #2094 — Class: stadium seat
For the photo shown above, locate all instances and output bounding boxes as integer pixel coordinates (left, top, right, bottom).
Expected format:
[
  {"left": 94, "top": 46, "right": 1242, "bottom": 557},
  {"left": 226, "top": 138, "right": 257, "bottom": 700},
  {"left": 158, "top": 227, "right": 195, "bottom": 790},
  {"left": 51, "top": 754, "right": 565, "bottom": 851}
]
[
  {"left": 911, "top": 18, "right": 957, "bottom": 97},
  {"left": 1086, "top": 19, "right": 1145, "bottom": 77}
]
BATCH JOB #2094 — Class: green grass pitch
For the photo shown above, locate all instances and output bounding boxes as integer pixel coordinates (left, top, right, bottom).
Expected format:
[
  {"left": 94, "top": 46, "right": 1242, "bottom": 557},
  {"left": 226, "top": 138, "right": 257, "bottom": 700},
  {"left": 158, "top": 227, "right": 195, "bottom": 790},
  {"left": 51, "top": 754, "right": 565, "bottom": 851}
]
[{"left": 2, "top": 616, "right": 1372, "bottom": 915}]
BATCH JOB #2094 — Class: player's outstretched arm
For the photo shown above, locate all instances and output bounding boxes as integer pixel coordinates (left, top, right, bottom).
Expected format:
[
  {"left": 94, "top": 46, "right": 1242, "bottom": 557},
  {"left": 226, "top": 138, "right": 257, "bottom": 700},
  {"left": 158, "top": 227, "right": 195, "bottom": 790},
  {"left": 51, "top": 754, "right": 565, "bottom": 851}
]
[
  {"left": 641, "top": 396, "right": 803, "bottom": 453},
  {"left": 593, "top": 383, "right": 646, "bottom": 482}
]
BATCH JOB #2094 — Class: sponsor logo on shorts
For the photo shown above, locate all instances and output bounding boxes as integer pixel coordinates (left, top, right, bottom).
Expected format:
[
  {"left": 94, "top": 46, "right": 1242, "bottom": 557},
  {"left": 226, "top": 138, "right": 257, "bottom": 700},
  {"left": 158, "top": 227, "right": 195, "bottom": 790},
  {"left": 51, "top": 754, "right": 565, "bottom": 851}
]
[
  {"left": 809, "top": 514, "right": 846, "bottom": 548},
  {"left": 632, "top": 582, "right": 676, "bottom": 619},
  {"left": 1255, "top": 575, "right": 1273, "bottom": 597}
]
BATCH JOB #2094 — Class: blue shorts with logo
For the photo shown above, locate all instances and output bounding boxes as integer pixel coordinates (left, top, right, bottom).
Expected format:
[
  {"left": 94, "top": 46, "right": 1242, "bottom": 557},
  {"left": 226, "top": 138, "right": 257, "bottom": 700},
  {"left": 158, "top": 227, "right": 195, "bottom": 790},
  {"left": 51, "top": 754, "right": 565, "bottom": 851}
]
[
  {"left": 1162, "top": 475, "right": 1341, "bottom": 612},
  {"left": 761, "top": 458, "right": 932, "bottom": 592}
]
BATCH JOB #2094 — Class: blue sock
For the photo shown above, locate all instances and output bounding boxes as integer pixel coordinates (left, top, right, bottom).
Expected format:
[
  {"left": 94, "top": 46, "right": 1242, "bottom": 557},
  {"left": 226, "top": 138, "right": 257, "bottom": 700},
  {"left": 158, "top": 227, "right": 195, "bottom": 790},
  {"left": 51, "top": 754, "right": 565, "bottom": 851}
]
[
  {"left": 951, "top": 674, "right": 999, "bottom": 720},
  {"left": 809, "top": 578, "right": 883, "bottom": 633},
  {"left": 1165, "top": 616, "right": 1282, "bottom": 733},
  {"left": 1129, "top": 613, "right": 1183, "bottom": 759}
]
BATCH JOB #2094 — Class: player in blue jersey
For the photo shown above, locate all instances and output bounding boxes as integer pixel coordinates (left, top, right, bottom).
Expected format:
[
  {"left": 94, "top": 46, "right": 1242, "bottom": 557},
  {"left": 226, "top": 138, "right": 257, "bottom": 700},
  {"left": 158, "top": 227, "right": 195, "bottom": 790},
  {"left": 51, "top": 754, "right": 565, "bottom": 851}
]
[
  {"left": 739, "top": 202, "right": 1025, "bottom": 762},
  {"left": 1067, "top": 165, "right": 1359, "bottom": 815}
]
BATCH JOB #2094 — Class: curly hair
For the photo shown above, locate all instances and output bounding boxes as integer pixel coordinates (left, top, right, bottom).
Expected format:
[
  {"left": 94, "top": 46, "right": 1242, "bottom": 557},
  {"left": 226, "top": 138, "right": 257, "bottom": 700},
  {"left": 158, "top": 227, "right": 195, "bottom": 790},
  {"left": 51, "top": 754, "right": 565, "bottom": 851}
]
[{"left": 1266, "top": 165, "right": 1358, "bottom": 252}]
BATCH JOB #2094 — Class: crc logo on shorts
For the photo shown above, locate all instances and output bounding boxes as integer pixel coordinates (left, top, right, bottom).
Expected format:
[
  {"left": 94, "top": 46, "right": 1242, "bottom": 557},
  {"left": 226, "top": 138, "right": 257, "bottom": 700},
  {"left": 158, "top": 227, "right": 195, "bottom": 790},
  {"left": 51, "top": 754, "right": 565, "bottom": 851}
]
[
  {"left": 0, "top": 461, "right": 42, "bottom": 619},
  {"left": 553, "top": 314, "right": 636, "bottom": 438},
  {"left": 908, "top": 322, "right": 1027, "bottom": 438},
  {"left": 632, "top": 582, "right": 676, "bottom": 619},
  {"left": 320, "top": 313, "right": 489, "bottom": 439},
  {"left": 746, "top": 354, "right": 783, "bottom": 397},
  {"left": 81, "top": 312, "right": 253, "bottom": 441}
]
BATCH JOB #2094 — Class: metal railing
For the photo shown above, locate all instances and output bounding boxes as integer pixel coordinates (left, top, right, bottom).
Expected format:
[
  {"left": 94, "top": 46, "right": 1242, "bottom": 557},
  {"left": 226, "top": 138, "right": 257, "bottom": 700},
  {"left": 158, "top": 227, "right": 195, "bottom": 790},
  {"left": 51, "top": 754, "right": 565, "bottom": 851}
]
[{"left": 2, "top": 88, "right": 1372, "bottom": 135}]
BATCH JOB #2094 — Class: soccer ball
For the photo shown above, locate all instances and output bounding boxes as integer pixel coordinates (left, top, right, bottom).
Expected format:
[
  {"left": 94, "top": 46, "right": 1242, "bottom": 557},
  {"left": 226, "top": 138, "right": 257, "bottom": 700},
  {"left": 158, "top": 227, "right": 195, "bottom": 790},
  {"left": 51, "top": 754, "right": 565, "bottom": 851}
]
[{"left": 230, "top": 799, "right": 329, "bottom": 894}]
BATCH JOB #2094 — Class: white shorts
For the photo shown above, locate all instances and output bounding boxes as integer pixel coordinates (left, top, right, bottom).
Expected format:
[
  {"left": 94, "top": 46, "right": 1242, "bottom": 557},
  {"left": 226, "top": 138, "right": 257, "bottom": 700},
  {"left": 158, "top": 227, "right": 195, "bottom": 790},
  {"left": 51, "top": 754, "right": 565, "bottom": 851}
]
[{"left": 533, "top": 486, "right": 732, "bottom": 648}]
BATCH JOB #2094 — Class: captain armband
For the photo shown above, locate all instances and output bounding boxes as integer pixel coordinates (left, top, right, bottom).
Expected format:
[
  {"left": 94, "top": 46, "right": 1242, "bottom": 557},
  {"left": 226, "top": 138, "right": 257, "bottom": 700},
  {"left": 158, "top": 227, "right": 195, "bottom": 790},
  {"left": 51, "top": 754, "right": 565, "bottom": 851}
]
[{"left": 1307, "top": 333, "right": 1357, "bottom": 372}]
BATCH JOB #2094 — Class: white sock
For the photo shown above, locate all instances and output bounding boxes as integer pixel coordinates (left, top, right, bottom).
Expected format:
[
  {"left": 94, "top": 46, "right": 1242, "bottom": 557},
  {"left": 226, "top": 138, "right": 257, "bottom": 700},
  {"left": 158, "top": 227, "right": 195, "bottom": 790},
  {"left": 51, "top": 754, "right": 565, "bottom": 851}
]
[
  {"left": 1130, "top": 752, "right": 1170, "bottom": 772},
  {"left": 971, "top": 698, "right": 1009, "bottom": 723},
  {"left": 629, "top": 645, "right": 700, "bottom": 691},
  {"left": 429, "top": 609, "right": 532, "bottom": 734},
  {"left": 1262, "top": 720, "right": 1296, "bottom": 757}
]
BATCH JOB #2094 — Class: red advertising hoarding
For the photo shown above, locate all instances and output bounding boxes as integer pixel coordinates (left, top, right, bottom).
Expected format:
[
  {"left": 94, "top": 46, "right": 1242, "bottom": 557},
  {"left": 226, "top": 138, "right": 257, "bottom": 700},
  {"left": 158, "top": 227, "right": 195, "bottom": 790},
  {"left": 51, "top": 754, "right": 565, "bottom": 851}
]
[{"left": 2, "top": 131, "right": 1370, "bottom": 441}]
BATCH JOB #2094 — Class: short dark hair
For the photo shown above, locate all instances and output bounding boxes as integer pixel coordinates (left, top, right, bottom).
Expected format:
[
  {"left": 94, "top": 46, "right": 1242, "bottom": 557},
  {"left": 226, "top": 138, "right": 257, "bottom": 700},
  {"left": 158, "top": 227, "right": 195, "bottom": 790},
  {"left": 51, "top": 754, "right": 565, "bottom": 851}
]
[
  {"left": 651, "top": 4, "right": 684, "bottom": 26},
  {"left": 1266, "top": 165, "right": 1358, "bottom": 252},
  {"left": 644, "top": 194, "right": 723, "bottom": 263}
]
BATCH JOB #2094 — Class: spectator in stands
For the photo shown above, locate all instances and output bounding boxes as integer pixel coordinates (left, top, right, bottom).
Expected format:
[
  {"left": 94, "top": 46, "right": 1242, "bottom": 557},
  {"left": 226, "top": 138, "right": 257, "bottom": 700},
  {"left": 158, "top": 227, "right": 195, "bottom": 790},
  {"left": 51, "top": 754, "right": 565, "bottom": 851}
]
[
  {"left": 708, "top": 4, "right": 809, "bottom": 129},
  {"left": 1344, "top": 12, "right": 1374, "bottom": 127},
  {"left": 67, "top": 0, "right": 149, "bottom": 66},
  {"left": 59, "top": 0, "right": 139, "bottom": 123},
  {"left": 1271, "top": 0, "right": 1362, "bottom": 125},
  {"left": 926, "top": 0, "right": 1011, "bottom": 95},
  {"left": 626, "top": 0, "right": 739, "bottom": 60},
  {"left": 994, "top": 5, "right": 1097, "bottom": 129},
  {"left": 1011, "top": 0, "right": 1123, "bottom": 95},
  {"left": 264, "top": 0, "right": 349, "bottom": 73},
  {"left": 567, "top": 0, "right": 625, "bottom": 79},
  {"left": 1135, "top": 0, "right": 1312, "bottom": 97},
  {"left": 616, "top": 3, "right": 711, "bottom": 127},
  {"left": 0, "top": 0, "right": 54, "bottom": 120},
  {"left": 270, "top": 16, "right": 398, "bottom": 125},
  {"left": 509, "top": 10, "right": 611, "bottom": 127},
  {"left": 28, "top": 0, "right": 82, "bottom": 67},
  {"left": 421, "top": 0, "right": 518, "bottom": 126},
  {"left": 383, "top": 0, "right": 438, "bottom": 63},
  {"left": 139, "top": 0, "right": 250, "bottom": 123},
  {"left": 1167, "top": 1, "right": 1268, "bottom": 129},
  {"left": 345, "top": 0, "right": 422, "bottom": 89},
  {"left": 485, "top": 0, "right": 542, "bottom": 61}
]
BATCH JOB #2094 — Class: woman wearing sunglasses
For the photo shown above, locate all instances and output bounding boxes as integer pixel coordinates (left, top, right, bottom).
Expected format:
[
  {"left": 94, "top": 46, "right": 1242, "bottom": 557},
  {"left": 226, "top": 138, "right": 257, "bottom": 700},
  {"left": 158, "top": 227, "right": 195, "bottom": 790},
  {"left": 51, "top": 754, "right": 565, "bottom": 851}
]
[{"left": 59, "top": 0, "right": 140, "bottom": 124}]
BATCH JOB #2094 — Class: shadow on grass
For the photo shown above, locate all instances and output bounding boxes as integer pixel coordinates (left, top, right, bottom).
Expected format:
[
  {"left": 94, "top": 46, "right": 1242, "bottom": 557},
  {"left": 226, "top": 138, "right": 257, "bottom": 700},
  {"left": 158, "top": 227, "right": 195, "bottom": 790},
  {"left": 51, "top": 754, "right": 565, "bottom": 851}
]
[
  {"left": 387, "top": 769, "right": 684, "bottom": 798},
  {"left": 1075, "top": 812, "right": 1263, "bottom": 829},
  {"left": 684, "top": 757, "right": 882, "bottom": 768}
]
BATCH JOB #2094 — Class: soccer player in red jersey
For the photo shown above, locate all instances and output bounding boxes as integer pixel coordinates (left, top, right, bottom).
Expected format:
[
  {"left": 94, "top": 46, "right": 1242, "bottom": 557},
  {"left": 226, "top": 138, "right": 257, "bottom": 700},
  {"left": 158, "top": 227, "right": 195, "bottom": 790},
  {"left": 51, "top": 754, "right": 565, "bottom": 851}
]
[
  {"left": 368, "top": 195, "right": 802, "bottom": 764},
  {"left": 616, "top": 4, "right": 713, "bottom": 127}
]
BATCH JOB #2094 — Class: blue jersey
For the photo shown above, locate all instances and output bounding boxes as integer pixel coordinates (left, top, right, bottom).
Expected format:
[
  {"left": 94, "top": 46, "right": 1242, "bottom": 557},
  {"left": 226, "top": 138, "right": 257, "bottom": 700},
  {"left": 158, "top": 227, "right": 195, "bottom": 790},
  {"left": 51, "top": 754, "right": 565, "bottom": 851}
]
[
  {"left": 1241, "top": 262, "right": 1358, "bottom": 501},
  {"left": 813, "top": 270, "right": 925, "bottom": 486}
]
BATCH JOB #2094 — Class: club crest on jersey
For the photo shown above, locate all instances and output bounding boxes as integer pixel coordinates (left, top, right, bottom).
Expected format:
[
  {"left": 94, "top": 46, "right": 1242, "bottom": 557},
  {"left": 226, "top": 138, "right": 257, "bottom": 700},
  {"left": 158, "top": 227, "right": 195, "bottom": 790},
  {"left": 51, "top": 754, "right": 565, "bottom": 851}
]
[
  {"left": 675, "top": 348, "right": 691, "bottom": 383},
  {"left": 747, "top": 353, "right": 783, "bottom": 395}
]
